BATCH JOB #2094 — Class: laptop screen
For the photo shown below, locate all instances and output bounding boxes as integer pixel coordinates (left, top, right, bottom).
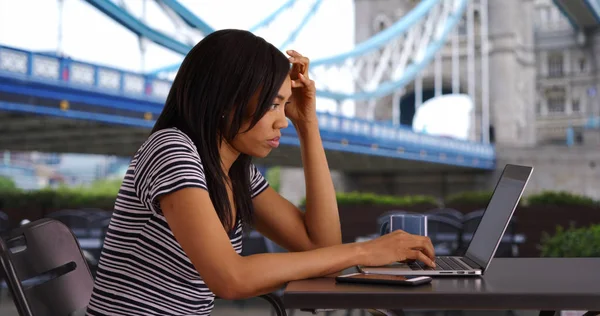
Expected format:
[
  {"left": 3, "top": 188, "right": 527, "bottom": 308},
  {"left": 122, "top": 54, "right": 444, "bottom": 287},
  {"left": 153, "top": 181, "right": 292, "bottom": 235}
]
[{"left": 465, "top": 164, "right": 532, "bottom": 271}]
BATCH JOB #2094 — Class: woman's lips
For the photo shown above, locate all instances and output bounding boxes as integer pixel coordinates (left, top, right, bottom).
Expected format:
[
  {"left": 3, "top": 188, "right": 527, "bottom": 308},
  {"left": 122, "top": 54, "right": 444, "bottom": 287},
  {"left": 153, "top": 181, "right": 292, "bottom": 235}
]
[{"left": 267, "top": 136, "right": 280, "bottom": 148}]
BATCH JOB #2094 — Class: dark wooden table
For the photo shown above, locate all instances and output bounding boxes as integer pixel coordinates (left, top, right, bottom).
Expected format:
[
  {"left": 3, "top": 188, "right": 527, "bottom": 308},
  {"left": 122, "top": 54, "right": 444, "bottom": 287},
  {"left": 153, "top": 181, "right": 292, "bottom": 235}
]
[{"left": 283, "top": 258, "right": 600, "bottom": 316}]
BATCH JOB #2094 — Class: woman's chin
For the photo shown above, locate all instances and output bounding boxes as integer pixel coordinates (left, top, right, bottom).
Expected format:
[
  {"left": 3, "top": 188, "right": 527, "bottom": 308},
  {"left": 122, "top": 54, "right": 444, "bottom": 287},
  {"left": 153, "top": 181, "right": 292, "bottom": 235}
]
[{"left": 245, "top": 148, "right": 272, "bottom": 159}]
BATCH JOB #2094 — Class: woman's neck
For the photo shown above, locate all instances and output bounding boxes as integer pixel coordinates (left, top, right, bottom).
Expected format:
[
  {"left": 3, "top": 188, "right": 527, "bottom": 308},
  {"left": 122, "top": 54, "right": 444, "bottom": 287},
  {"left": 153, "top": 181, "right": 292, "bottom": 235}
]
[{"left": 218, "top": 139, "right": 240, "bottom": 175}]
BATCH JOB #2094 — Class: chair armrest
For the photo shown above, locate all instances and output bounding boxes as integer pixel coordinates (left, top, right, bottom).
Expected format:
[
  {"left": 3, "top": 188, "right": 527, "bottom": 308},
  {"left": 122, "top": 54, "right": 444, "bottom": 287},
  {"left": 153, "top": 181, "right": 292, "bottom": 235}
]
[
  {"left": 215, "top": 292, "right": 288, "bottom": 316},
  {"left": 259, "top": 292, "right": 287, "bottom": 316}
]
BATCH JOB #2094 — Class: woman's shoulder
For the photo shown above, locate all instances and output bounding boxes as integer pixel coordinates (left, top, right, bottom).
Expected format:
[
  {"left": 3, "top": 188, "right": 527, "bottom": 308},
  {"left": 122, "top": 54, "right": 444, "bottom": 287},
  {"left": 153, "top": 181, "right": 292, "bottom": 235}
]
[
  {"left": 144, "top": 127, "right": 196, "bottom": 150},
  {"left": 135, "top": 127, "right": 197, "bottom": 155},
  {"left": 132, "top": 127, "right": 202, "bottom": 169}
]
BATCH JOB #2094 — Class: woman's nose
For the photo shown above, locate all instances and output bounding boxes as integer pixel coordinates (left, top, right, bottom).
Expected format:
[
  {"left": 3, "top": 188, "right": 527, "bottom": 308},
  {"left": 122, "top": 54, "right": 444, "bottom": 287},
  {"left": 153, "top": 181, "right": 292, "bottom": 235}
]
[{"left": 275, "top": 115, "right": 289, "bottom": 129}]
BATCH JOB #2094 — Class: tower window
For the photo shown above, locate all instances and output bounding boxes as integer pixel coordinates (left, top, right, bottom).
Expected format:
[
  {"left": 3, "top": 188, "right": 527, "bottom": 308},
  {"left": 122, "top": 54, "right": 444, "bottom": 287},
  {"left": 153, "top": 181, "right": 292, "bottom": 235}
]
[
  {"left": 546, "top": 87, "right": 566, "bottom": 113},
  {"left": 572, "top": 98, "right": 580, "bottom": 112},
  {"left": 547, "top": 53, "right": 563, "bottom": 77},
  {"left": 373, "top": 14, "right": 392, "bottom": 32},
  {"left": 579, "top": 58, "right": 587, "bottom": 73}
]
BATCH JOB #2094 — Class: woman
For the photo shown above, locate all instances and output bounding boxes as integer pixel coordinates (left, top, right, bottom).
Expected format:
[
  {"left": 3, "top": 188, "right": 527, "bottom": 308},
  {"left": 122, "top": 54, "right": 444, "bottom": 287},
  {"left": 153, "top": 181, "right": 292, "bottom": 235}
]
[{"left": 85, "top": 29, "right": 435, "bottom": 316}]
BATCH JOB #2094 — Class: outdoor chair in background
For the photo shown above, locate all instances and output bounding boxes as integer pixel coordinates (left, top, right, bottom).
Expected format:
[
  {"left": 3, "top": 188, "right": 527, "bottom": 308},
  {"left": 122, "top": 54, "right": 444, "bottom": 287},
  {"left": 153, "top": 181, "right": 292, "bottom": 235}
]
[
  {"left": 426, "top": 214, "right": 463, "bottom": 256},
  {"left": 0, "top": 210, "right": 9, "bottom": 236},
  {"left": 0, "top": 218, "right": 94, "bottom": 316},
  {"left": 45, "top": 209, "right": 93, "bottom": 238},
  {"left": 459, "top": 209, "right": 520, "bottom": 257},
  {"left": 425, "top": 208, "right": 464, "bottom": 222},
  {"left": 458, "top": 209, "right": 485, "bottom": 253},
  {"left": 0, "top": 219, "right": 289, "bottom": 316}
]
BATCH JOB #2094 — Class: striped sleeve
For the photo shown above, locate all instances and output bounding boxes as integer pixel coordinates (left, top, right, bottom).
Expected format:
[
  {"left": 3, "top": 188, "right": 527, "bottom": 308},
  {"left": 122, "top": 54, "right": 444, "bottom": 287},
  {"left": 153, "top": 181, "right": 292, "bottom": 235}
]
[
  {"left": 134, "top": 130, "right": 207, "bottom": 214},
  {"left": 250, "top": 164, "right": 269, "bottom": 198}
]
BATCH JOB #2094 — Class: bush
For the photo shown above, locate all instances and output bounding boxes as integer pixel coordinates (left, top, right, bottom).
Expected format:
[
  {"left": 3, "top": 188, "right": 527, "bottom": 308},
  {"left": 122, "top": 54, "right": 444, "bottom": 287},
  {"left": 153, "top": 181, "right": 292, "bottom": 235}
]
[
  {"left": 526, "top": 191, "right": 599, "bottom": 208},
  {"left": 0, "top": 178, "right": 121, "bottom": 211},
  {"left": 265, "top": 167, "right": 281, "bottom": 193},
  {"left": 445, "top": 190, "right": 599, "bottom": 209},
  {"left": 444, "top": 190, "right": 493, "bottom": 208},
  {"left": 299, "top": 191, "right": 438, "bottom": 208},
  {"left": 540, "top": 224, "right": 600, "bottom": 257},
  {"left": 0, "top": 176, "right": 18, "bottom": 192}
]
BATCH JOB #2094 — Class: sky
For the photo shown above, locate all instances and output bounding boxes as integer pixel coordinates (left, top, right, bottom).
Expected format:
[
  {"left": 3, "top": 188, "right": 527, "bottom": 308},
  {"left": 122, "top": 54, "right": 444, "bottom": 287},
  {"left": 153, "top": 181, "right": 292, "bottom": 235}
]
[
  {"left": 0, "top": 0, "right": 357, "bottom": 115},
  {"left": 0, "top": 0, "right": 474, "bottom": 140}
]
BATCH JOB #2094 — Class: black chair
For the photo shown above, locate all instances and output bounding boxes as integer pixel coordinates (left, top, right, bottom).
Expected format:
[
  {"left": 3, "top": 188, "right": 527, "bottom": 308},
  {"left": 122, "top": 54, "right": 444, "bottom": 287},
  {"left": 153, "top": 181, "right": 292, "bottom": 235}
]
[
  {"left": 0, "top": 210, "right": 11, "bottom": 303},
  {"left": 458, "top": 209, "right": 519, "bottom": 257},
  {"left": 45, "top": 209, "right": 93, "bottom": 238},
  {"left": 0, "top": 210, "right": 9, "bottom": 235},
  {"left": 426, "top": 214, "right": 463, "bottom": 256},
  {"left": 1, "top": 219, "right": 288, "bottom": 316},
  {"left": 0, "top": 218, "right": 94, "bottom": 316},
  {"left": 494, "top": 217, "right": 519, "bottom": 257},
  {"left": 425, "top": 208, "right": 464, "bottom": 222},
  {"left": 460, "top": 209, "right": 485, "bottom": 244},
  {"left": 78, "top": 208, "right": 111, "bottom": 220}
]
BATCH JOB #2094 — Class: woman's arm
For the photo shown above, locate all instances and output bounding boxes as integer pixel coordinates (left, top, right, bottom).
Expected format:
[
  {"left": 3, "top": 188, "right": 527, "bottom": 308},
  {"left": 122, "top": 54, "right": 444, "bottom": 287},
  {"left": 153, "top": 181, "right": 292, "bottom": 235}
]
[
  {"left": 295, "top": 120, "right": 341, "bottom": 247},
  {"left": 161, "top": 187, "right": 435, "bottom": 300},
  {"left": 252, "top": 50, "right": 340, "bottom": 251},
  {"left": 250, "top": 120, "right": 341, "bottom": 252}
]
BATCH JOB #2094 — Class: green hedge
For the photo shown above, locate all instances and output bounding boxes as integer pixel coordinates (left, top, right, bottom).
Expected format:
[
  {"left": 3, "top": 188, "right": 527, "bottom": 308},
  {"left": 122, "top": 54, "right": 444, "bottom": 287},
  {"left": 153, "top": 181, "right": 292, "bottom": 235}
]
[
  {"left": 444, "top": 190, "right": 599, "bottom": 208},
  {"left": 0, "top": 176, "right": 18, "bottom": 192},
  {"left": 540, "top": 224, "right": 600, "bottom": 257},
  {"left": 299, "top": 191, "right": 439, "bottom": 208},
  {"left": 527, "top": 190, "right": 599, "bottom": 207},
  {"left": 296, "top": 190, "right": 600, "bottom": 209},
  {"left": 0, "top": 178, "right": 121, "bottom": 211},
  {"left": 265, "top": 167, "right": 281, "bottom": 193},
  {"left": 444, "top": 190, "right": 493, "bottom": 208}
]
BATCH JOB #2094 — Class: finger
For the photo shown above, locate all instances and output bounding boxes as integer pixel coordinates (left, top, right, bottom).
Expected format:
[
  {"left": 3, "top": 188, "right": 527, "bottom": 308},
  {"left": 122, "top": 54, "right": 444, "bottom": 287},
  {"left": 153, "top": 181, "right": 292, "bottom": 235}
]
[
  {"left": 286, "top": 49, "right": 303, "bottom": 58},
  {"left": 415, "top": 251, "right": 436, "bottom": 268},
  {"left": 288, "top": 56, "right": 310, "bottom": 75},
  {"left": 410, "top": 237, "right": 435, "bottom": 262},
  {"left": 289, "top": 60, "right": 308, "bottom": 77},
  {"left": 418, "top": 237, "right": 436, "bottom": 261},
  {"left": 405, "top": 249, "right": 435, "bottom": 268},
  {"left": 290, "top": 73, "right": 312, "bottom": 90},
  {"left": 291, "top": 79, "right": 305, "bottom": 88},
  {"left": 297, "top": 73, "right": 314, "bottom": 88}
]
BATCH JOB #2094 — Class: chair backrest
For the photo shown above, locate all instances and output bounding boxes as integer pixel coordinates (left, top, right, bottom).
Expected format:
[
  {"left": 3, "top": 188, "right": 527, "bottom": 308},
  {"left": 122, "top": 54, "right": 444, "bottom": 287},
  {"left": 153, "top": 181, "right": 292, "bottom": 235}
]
[
  {"left": 427, "top": 214, "right": 463, "bottom": 234},
  {"left": 462, "top": 209, "right": 486, "bottom": 234},
  {"left": 46, "top": 210, "right": 94, "bottom": 238},
  {"left": 0, "top": 210, "right": 9, "bottom": 234},
  {"left": 0, "top": 218, "right": 94, "bottom": 316},
  {"left": 426, "top": 208, "right": 464, "bottom": 221},
  {"left": 426, "top": 214, "right": 464, "bottom": 256}
]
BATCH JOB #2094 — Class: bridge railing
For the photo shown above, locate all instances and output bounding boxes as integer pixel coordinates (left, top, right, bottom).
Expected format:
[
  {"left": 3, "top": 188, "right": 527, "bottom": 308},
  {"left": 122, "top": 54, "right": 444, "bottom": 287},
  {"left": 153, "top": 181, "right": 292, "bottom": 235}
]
[
  {"left": 315, "top": 112, "right": 494, "bottom": 160},
  {"left": 0, "top": 44, "right": 495, "bottom": 162},
  {"left": 0, "top": 45, "right": 171, "bottom": 101}
]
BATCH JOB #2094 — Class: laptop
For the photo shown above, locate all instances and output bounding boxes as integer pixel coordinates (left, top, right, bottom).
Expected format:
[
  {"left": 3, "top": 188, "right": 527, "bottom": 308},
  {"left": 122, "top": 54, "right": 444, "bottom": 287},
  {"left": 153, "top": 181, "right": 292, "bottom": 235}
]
[{"left": 358, "top": 164, "right": 533, "bottom": 276}]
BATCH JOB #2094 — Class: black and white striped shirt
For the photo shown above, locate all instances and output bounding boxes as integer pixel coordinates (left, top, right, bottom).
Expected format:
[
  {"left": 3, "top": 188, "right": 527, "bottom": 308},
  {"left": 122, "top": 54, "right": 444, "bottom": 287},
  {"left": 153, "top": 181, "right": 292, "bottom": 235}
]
[{"left": 85, "top": 128, "right": 269, "bottom": 316}]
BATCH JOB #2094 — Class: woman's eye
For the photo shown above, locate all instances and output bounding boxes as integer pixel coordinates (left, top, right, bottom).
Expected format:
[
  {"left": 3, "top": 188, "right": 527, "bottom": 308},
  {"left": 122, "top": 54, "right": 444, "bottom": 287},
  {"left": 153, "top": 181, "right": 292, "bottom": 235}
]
[{"left": 271, "top": 104, "right": 280, "bottom": 110}]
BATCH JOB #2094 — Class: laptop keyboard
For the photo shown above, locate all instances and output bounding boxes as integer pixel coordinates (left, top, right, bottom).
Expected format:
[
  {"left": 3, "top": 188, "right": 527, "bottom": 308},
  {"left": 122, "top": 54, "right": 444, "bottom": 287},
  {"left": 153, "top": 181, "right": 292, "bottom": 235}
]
[{"left": 408, "top": 257, "right": 469, "bottom": 271}]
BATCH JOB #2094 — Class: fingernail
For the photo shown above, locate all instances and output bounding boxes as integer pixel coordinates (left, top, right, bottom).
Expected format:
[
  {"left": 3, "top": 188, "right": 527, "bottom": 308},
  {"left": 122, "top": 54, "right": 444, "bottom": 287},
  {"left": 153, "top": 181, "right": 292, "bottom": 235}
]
[{"left": 299, "top": 73, "right": 304, "bottom": 78}]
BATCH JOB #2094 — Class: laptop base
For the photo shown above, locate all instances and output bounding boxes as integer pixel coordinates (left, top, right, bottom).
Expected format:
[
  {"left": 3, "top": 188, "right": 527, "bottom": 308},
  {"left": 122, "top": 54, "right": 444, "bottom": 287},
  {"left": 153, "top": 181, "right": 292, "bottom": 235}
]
[{"left": 358, "top": 256, "right": 483, "bottom": 276}]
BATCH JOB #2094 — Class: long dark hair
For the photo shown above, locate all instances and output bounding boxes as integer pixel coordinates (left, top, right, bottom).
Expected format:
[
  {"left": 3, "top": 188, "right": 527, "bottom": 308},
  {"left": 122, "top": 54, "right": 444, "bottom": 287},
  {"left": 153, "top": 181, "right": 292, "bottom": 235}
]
[{"left": 151, "top": 29, "right": 290, "bottom": 232}]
